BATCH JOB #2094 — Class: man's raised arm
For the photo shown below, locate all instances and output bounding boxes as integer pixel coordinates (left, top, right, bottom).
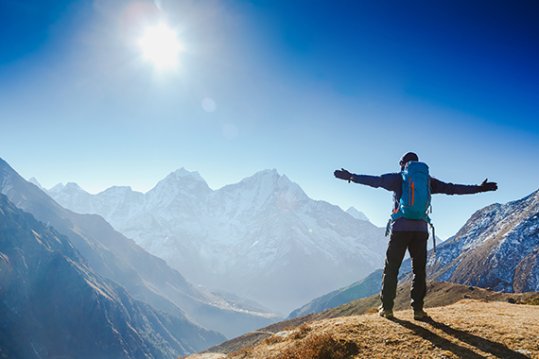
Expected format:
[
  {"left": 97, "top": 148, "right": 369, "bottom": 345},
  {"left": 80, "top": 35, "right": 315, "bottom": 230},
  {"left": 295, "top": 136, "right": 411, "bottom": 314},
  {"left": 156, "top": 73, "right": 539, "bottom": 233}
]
[
  {"left": 431, "top": 177, "right": 498, "bottom": 195},
  {"left": 334, "top": 168, "right": 400, "bottom": 192}
]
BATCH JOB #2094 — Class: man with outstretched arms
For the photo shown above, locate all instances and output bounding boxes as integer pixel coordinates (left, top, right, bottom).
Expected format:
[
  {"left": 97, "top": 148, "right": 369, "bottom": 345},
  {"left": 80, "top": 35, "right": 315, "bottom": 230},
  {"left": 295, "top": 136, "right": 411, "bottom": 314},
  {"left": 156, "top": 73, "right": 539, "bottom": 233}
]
[{"left": 334, "top": 152, "right": 497, "bottom": 320}]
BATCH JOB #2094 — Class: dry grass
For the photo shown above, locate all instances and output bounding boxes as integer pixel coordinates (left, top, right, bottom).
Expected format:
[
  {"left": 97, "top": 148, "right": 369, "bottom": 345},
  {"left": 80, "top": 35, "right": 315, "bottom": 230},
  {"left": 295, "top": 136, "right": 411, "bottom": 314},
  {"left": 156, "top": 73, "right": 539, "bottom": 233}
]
[
  {"left": 316, "top": 281, "right": 539, "bottom": 320},
  {"left": 290, "top": 323, "right": 312, "bottom": 340},
  {"left": 277, "top": 333, "right": 358, "bottom": 359},
  {"left": 522, "top": 296, "right": 539, "bottom": 306},
  {"left": 190, "top": 299, "right": 539, "bottom": 359},
  {"left": 263, "top": 335, "right": 285, "bottom": 346},
  {"left": 228, "top": 346, "right": 254, "bottom": 359},
  {"left": 197, "top": 282, "right": 539, "bottom": 358}
]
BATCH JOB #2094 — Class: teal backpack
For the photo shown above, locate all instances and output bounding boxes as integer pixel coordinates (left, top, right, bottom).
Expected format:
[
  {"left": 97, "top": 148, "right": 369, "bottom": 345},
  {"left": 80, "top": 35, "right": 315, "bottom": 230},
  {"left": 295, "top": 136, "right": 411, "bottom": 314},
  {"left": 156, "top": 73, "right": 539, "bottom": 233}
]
[{"left": 389, "top": 161, "right": 436, "bottom": 251}]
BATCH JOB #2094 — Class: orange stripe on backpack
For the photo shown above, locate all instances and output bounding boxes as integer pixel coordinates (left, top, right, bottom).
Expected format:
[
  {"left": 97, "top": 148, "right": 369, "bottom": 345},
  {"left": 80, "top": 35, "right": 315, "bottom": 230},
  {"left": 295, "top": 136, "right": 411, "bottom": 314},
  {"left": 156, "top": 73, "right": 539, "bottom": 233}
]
[{"left": 411, "top": 182, "right": 415, "bottom": 206}]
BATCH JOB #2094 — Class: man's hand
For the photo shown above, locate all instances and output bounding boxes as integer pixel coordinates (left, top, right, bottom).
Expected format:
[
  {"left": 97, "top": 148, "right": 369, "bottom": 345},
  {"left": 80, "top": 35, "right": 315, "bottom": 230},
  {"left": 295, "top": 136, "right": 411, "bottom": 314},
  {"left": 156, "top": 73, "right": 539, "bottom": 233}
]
[
  {"left": 334, "top": 168, "right": 352, "bottom": 182},
  {"left": 480, "top": 178, "right": 498, "bottom": 192}
]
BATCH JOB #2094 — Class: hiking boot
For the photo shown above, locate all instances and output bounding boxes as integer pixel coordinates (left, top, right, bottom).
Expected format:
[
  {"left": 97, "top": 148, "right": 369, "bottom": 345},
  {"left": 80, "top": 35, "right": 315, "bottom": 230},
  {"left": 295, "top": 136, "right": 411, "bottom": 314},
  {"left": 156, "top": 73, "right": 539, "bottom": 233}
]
[
  {"left": 413, "top": 309, "right": 431, "bottom": 321},
  {"left": 378, "top": 307, "right": 394, "bottom": 319}
]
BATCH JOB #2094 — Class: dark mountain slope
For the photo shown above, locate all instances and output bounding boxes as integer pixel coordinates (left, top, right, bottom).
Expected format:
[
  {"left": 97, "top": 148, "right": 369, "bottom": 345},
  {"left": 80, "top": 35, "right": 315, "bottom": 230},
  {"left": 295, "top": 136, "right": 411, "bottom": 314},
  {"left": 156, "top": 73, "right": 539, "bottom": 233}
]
[{"left": 0, "top": 194, "right": 223, "bottom": 358}]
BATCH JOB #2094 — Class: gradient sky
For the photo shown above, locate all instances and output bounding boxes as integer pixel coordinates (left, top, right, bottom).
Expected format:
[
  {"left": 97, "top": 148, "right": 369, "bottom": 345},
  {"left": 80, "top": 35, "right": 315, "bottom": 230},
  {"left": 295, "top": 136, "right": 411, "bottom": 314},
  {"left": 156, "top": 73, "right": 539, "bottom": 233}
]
[{"left": 1, "top": 0, "right": 538, "bottom": 239}]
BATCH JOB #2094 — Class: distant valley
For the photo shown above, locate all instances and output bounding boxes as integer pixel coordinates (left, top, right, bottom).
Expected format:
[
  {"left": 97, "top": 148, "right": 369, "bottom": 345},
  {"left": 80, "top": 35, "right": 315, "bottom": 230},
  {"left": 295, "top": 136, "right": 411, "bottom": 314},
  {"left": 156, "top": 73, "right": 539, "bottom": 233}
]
[{"left": 47, "top": 168, "right": 388, "bottom": 313}]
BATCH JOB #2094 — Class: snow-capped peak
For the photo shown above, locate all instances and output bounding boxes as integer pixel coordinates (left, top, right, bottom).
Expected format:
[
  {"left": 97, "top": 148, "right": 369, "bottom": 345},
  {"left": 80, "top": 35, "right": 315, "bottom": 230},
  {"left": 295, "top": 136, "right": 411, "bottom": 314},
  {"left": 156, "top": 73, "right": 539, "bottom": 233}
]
[
  {"left": 235, "top": 169, "right": 281, "bottom": 187},
  {"left": 28, "top": 177, "right": 43, "bottom": 189},
  {"left": 49, "top": 183, "right": 65, "bottom": 193},
  {"left": 150, "top": 168, "right": 210, "bottom": 193},
  {"left": 100, "top": 185, "right": 134, "bottom": 195},
  {"left": 241, "top": 169, "right": 298, "bottom": 190},
  {"left": 49, "top": 182, "right": 84, "bottom": 192},
  {"left": 146, "top": 168, "right": 212, "bottom": 206},
  {"left": 161, "top": 168, "right": 208, "bottom": 185},
  {"left": 251, "top": 168, "right": 280, "bottom": 179},
  {"left": 64, "top": 182, "right": 84, "bottom": 191},
  {"left": 171, "top": 167, "right": 205, "bottom": 180},
  {"left": 227, "top": 169, "right": 308, "bottom": 204},
  {"left": 346, "top": 207, "right": 370, "bottom": 222}
]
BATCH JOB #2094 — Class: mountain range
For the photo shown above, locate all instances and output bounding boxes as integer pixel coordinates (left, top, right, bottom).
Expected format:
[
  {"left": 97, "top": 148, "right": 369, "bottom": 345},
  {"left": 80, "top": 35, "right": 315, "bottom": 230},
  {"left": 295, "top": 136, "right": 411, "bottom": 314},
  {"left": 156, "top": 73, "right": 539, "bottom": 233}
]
[
  {"left": 0, "top": 158, "right": 277, "bottom": 340},
  {"left": 0, "top": 193, "right": 223, "bottom": 358},
  {"left": 288, "top": 188, "right": 539, "bottom": 317},
  {"left": 47, "top": 168, "right": 388, "bottom": 313},
  {"left": 4, "top": 154, "right": 537, "bottom": 357}
]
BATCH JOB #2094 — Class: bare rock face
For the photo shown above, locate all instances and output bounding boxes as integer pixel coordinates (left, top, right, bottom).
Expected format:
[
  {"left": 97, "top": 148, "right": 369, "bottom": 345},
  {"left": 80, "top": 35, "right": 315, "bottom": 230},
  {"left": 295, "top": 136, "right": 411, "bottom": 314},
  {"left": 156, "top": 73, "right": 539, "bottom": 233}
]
[{"left": 428, "top": 189, "right": 539, "bottom": 292}]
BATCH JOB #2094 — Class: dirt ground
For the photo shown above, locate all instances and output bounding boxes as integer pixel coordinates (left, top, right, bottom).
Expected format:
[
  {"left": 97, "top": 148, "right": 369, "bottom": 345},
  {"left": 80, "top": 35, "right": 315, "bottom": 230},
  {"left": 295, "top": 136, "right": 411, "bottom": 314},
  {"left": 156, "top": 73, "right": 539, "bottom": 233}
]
[{"left": 187, "top": 300, "right": 539, "bottom": 359}]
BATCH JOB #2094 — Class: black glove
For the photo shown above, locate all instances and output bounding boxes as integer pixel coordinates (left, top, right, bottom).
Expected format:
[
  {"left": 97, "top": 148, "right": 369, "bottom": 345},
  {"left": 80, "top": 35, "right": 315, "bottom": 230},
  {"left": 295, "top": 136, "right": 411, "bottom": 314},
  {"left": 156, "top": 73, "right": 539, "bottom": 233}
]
[
  {"left": 334, "top": 168, "right": 352, "bottom": 182},
  {"left": 480, "top": 178, "right": 498, "bottom": 192}
]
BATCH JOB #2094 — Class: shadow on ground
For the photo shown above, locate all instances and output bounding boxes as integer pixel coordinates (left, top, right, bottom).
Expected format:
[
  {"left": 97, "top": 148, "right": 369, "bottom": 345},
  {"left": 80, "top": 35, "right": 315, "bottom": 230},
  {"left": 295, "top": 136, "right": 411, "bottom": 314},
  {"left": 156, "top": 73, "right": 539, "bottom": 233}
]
[{"left": 391, "top": 318, "right": 528, "bottom": 359}]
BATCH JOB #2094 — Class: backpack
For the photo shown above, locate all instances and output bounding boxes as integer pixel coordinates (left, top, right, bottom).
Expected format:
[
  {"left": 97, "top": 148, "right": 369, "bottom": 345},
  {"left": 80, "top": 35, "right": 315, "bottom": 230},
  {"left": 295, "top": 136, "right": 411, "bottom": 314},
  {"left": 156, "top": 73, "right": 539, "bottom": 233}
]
[
  {"left": 391, "top": 161, "right": 431, "bottom": 222},
  {"left": 388, "top": 161, "right": 437, "bottom": 251}
]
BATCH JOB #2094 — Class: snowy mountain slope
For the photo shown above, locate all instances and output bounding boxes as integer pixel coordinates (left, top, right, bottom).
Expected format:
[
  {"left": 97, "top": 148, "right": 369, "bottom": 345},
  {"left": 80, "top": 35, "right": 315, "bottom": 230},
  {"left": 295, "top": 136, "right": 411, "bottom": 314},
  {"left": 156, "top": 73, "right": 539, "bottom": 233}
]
[
  {"left": 426, "top": 188, "right": 539, "bottom": 292},
  {"left": 27, "top": 176, "right": 43, "bottom": 189},
  {"left": 0, "top": 158, "right": 277, "bottom": 339},
  {"left": 0, "top": 194, "right": 223, "bottom": 358},
  {"left": 48, "top": 168, "right": 388, "bottom": 313},
  {"left": 346, "top": 207, "right": 369, "bottom": 221},
  {"left": 288, "top": 189, "right": 539, "bottom": 318}
]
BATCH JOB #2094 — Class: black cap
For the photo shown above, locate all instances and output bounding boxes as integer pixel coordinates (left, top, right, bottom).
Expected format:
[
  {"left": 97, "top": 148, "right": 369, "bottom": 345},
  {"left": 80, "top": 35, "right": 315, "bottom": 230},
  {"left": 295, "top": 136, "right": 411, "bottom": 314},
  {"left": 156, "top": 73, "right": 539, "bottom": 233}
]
[{"left": 399, "top": 152, "right": 419, "bottom": 167}]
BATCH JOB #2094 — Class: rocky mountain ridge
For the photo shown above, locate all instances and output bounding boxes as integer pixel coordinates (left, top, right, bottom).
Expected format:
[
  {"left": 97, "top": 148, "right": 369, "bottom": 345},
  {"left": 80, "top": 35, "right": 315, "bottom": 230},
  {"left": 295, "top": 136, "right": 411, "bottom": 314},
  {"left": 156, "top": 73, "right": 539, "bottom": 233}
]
[
  {"left": 47, "top": 167, "right": 388, "bottom": 313},
  {"left": 427, "top": 188, "right": 539, "bottom": 292}
]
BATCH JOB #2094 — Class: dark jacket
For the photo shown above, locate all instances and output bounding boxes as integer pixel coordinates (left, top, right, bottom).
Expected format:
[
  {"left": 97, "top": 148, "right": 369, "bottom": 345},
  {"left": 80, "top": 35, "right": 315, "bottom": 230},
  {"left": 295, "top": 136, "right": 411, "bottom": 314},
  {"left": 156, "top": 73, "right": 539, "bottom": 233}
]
[{"left": 350, "top": 172, "right": 484, "bottom": 232}]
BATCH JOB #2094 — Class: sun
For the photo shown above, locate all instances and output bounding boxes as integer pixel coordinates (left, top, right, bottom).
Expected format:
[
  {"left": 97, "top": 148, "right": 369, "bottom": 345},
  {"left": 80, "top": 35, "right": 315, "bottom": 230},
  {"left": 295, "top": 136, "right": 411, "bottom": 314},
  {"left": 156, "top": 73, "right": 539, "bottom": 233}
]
[{"left": 138, "top": 23, "right": 182, "bottom": 71}]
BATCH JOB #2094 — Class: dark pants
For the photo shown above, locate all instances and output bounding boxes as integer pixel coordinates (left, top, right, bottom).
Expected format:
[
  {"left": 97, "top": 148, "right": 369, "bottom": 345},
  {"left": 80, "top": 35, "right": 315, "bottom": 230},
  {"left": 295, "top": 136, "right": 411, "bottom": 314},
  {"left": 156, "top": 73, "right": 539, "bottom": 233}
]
[{"left": 380, "top": 231, "right": 428, "bottom": 311}]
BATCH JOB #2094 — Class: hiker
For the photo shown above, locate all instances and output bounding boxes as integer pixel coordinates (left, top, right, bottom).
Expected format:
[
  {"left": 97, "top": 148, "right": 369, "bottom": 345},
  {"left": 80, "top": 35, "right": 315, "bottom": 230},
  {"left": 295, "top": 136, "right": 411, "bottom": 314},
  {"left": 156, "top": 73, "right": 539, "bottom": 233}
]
[{"left": 334, "top": 152, "right": 497, "bottom": 320}]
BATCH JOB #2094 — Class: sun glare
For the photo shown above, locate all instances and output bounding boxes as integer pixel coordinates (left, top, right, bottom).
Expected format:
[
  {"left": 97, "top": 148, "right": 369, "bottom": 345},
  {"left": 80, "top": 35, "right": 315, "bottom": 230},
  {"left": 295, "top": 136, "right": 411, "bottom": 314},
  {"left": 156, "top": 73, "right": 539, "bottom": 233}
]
[{"left": 138, "top": 23, "right": 182, "bottom": 71}]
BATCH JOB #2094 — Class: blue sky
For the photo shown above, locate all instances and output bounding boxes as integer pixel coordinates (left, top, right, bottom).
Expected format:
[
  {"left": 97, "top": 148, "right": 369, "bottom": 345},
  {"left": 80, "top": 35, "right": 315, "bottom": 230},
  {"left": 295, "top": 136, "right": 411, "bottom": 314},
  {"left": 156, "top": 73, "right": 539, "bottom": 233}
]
[{"left": 1, "top": 0, "right": 538, "bottom": 239}]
